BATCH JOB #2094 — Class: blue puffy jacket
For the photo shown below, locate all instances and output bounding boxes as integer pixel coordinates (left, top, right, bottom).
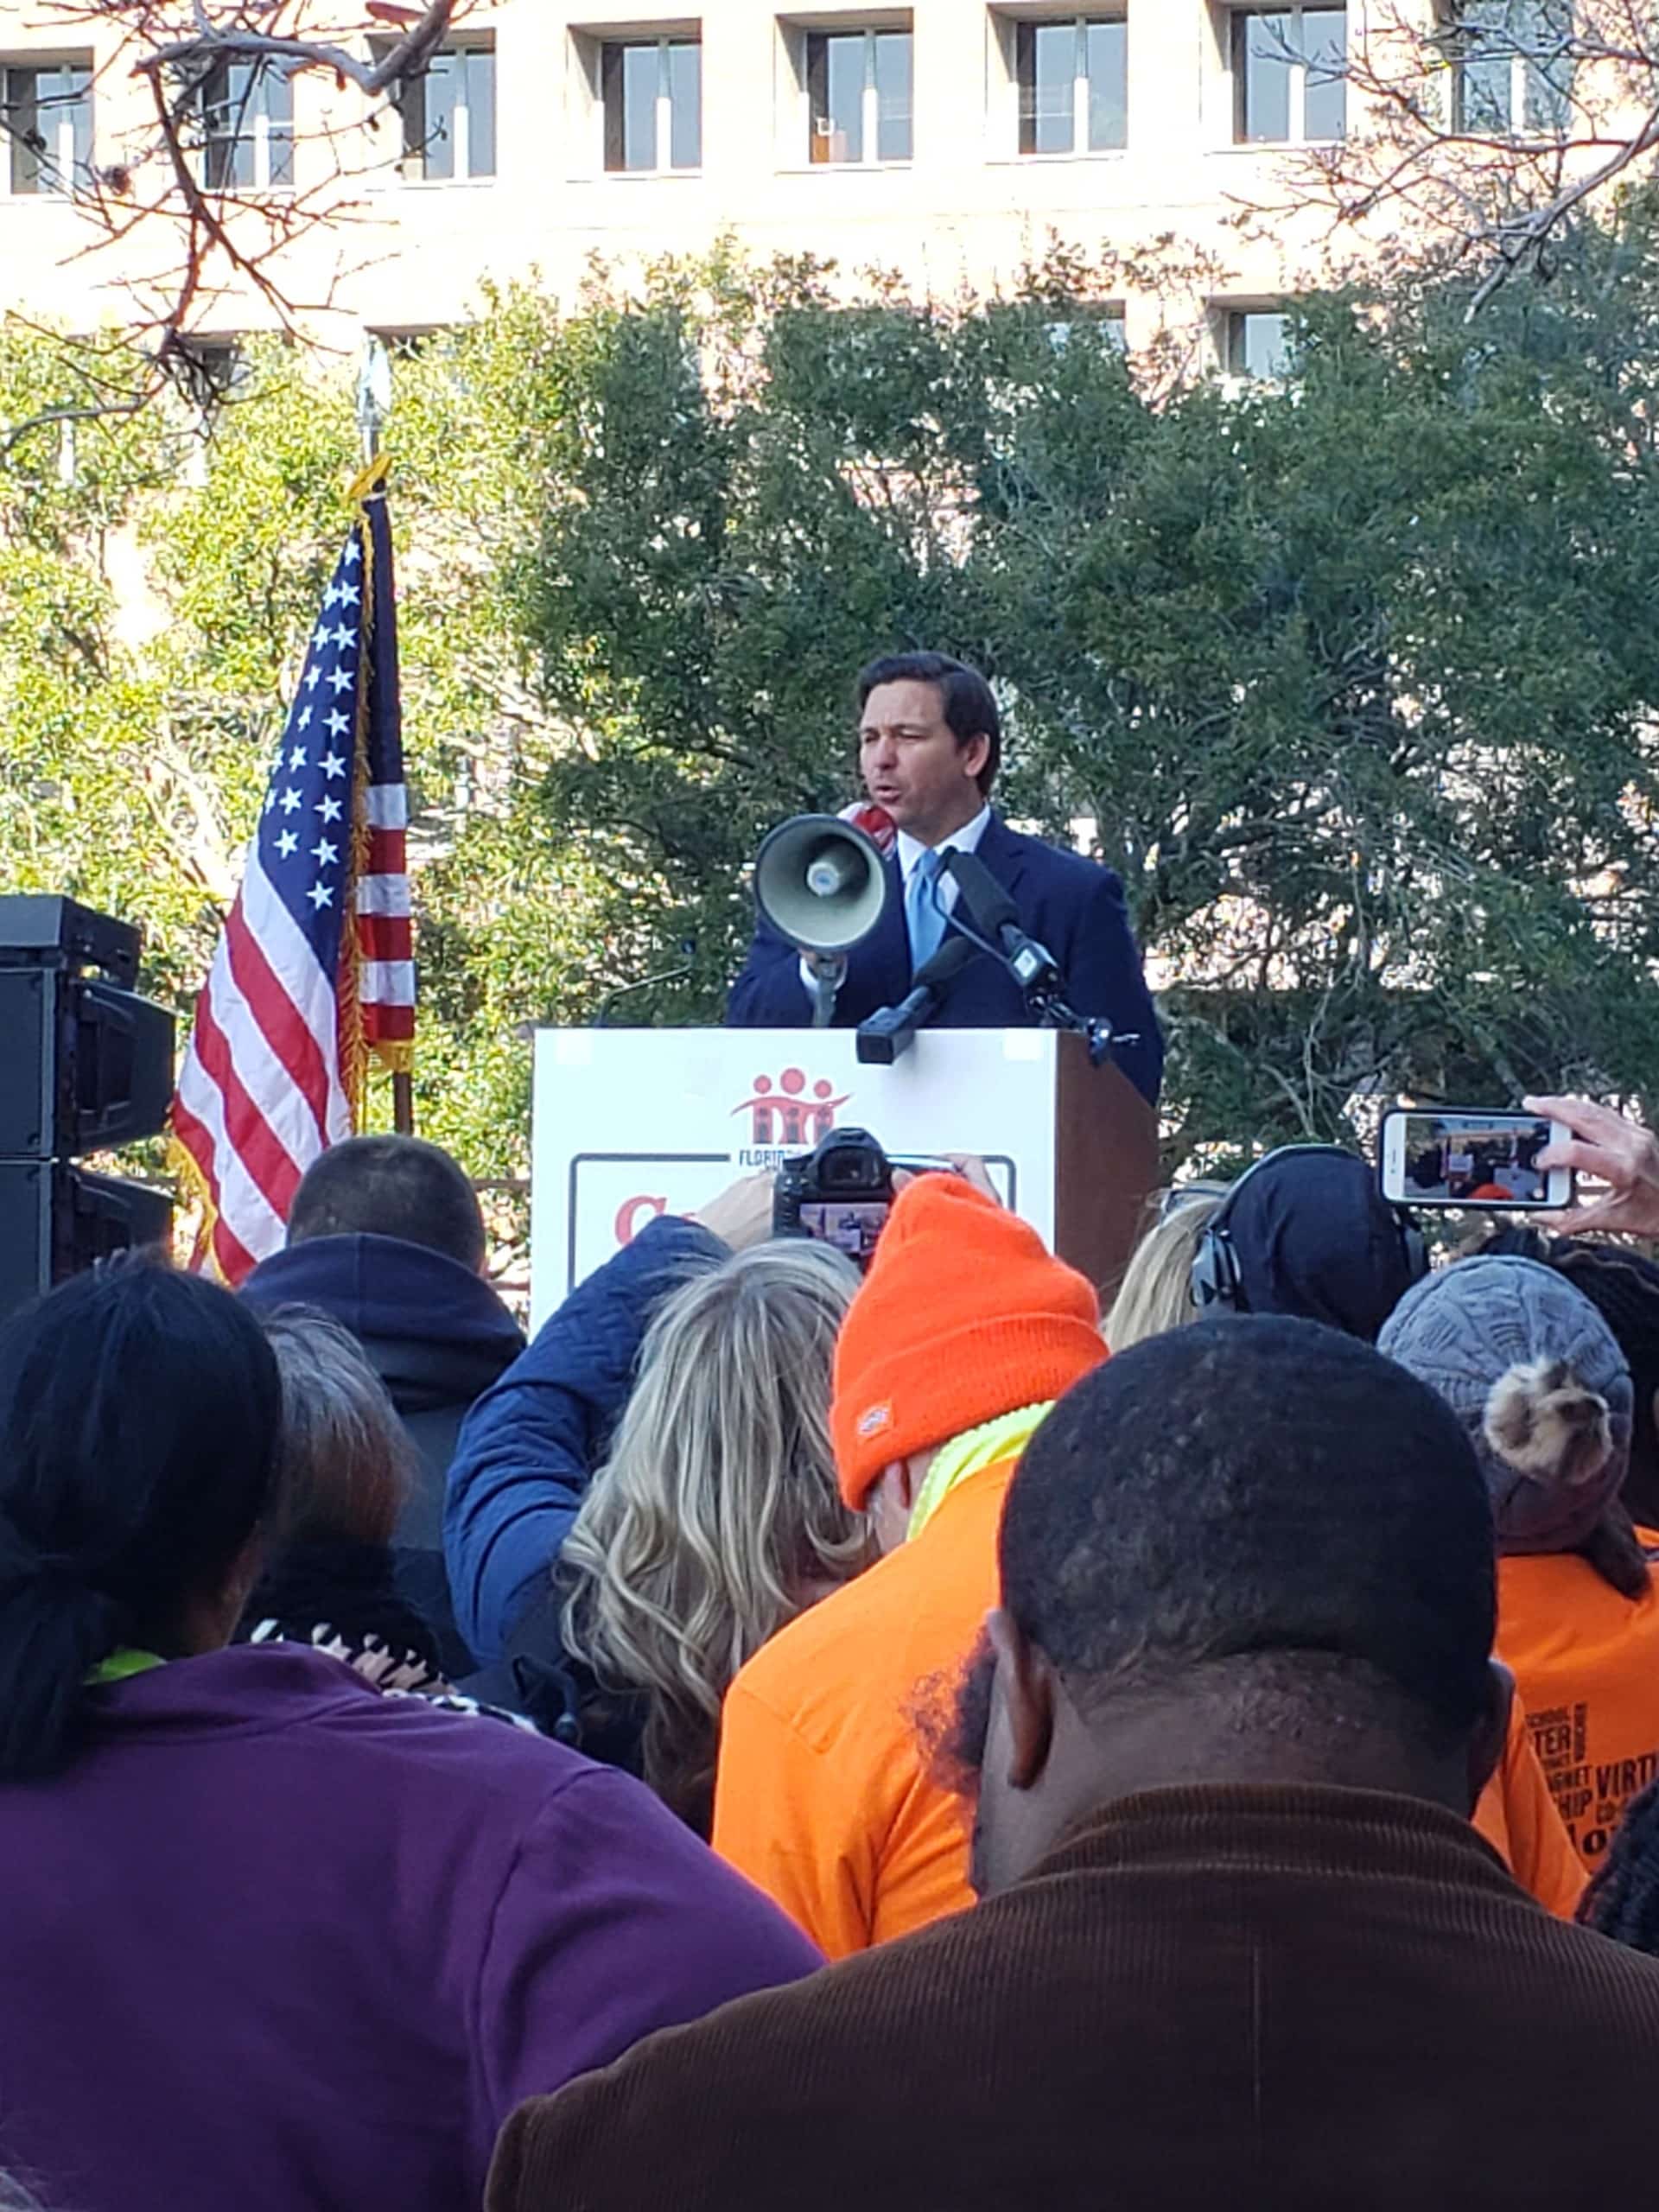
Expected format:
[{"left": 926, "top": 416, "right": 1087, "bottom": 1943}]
[{"left": 443, "top": 1216, "right": 726, "bottom": 1662}]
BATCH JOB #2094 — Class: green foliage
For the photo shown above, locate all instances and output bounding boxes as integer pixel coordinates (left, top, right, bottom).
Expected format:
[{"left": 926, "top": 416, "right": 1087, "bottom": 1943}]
[
  {"left": 0, "top": 333, "right": 202, "bottom": 1001},
  {"left": 488, "top": 222, "right": 1659, "bottom": 1156},
  {"left": 5, "top": 202, "right": 1659, "bottom": 1202}
]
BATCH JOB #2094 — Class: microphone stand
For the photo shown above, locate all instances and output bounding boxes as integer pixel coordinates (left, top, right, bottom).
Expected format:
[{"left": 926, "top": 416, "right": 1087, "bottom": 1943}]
[
  {"left": 806, "top": 954, "right": 848, "bottom": 1029},
  {"left": 939, "top": 851, "right": 1140, "bottom": 1071},
  {"left": 856, "top": 938, "right": 979, "bottom": 1065},
  {"left": 594, "top": 946, "right": 696, "bottom": 1026}
]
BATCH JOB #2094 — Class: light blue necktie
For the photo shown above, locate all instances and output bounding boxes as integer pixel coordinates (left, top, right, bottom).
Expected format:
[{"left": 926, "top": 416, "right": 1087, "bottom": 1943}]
[{"left": 905, "top": 848, "right": 947, "bottom": 976}]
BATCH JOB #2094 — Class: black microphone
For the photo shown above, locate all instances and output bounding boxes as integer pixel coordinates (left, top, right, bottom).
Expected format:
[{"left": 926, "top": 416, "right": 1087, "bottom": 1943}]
[
  {"left": 939, "top": 849, "right": 1065, "bottom": 995},
  {"left": 855, "top": 937, "right": 978, "bottom": 1066},
  {"left": 939, "top": 849, "right": 1143, "bottom": 1068}
]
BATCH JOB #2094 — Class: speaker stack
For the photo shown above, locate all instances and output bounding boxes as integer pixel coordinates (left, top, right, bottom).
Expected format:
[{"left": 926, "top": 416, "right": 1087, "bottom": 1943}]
[{"left": 0, "top": 896, "right": 176, "bottom": 1321}]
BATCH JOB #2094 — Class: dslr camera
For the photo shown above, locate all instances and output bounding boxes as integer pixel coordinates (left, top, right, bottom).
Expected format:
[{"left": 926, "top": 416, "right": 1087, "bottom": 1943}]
[{"left": 772, "top": 1127, "right": 952, "bottom": 1272}]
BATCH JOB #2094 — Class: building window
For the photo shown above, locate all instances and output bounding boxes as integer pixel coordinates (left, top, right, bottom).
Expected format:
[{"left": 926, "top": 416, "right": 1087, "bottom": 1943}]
[
  {"left": 372, "top": 327, "right": 448, "bottom": 361},
  {"left": 173, "top": 334, "right": 249, "bottom": 409},
  {"left": 1046, "top": 304, "right": 1128, "bottom": 352},
  {"left": 1231, "top": 6, "right": 1346, "bottom": 143},
  {"left": 807, "top": 27, "right": 912, "bottom": 165},
  {"left": 1450, "top": 1, "right": 1573, "bottom": 136},
  {"left": 196, "top": 60, "right": 294, "bottom": 190},
  {"left": 1017, "top": 16, "right": 1127, "bottom": 155},
  {"left": 1226, "top": 308, "right": 1291, "bottom": 378},
  {"left": 396, "top": 41, "right": 496, "bottom": 180},
  {"left": 603, "top": 36, "right": 702, "bottom": 171},
  {"left": 1, "top": 59, "right": 92, "bottom": 195}
]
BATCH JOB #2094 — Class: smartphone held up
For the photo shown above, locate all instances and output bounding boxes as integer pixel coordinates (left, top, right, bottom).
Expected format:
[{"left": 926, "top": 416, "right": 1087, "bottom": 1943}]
[{"left": 1378, "top": 1109, "right": 1573, "bottom": 1213}]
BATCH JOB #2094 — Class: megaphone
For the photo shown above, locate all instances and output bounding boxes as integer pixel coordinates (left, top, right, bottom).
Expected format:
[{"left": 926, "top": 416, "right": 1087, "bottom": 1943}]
[{"left": 753, "top": 813, "right": 890, "bottom": 955}]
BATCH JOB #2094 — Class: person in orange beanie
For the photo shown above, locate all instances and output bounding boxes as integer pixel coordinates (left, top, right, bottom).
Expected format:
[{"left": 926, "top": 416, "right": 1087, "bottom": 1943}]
[{"left": 710, "top": 1173, "right": 1105, "bottom": 1957}]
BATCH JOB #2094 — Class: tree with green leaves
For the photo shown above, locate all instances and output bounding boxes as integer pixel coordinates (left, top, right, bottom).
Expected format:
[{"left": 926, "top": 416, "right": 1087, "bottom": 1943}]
[
  {"left": 488, "top": 222, "right": 1659, "bottom": 1161},
  {"left": 7, "top": 207, "right": 1659, "bottom": 1213}
]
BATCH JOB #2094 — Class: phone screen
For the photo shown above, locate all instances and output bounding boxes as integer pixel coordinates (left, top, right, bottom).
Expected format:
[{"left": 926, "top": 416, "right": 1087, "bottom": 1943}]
[
  {"left": 1394, "top": 1113, "right": 1554, "bottom": 1207},
  {"left": 798, "top": 1200, "right": 890, "bottom": 1268}
]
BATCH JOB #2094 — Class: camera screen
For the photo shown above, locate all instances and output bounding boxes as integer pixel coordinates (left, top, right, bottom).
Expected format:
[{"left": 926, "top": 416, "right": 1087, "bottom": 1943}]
[
  {"left": 1399, "top": 1114, "right": 1553, "bottom": 1205},
  {"left": 798, "top": 1200, "right": 890, "bottom": 1267}
]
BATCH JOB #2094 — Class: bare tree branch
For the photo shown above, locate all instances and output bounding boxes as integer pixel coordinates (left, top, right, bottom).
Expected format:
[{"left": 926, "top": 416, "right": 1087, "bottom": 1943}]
[
  {"left": 131, "top": 0, "right": 454, "bottom": 99},
  {"left": 1236, "top": 0, "right": 1659, "bottom": 311},
  {"left": 1465, "top": 91, "right": 1659, "bottom": 312},
  {"left": 0, "top": 0, "right": 471, "bottom": 441}
]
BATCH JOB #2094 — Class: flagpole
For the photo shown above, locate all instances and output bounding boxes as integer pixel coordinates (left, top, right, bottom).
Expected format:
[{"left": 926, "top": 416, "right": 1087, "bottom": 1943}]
[{"left": 356, "top": 336, "right": 414, "bottom": 1140}]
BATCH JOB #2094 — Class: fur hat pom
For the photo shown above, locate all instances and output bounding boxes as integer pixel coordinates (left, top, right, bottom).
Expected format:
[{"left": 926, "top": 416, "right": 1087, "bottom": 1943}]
[
  {"left": 1484, "top": 1359, "right": 1614, "bottom": 1491},
  {"left": 1379, "top": 1255, "right": 1633, "bottom": 1554}
]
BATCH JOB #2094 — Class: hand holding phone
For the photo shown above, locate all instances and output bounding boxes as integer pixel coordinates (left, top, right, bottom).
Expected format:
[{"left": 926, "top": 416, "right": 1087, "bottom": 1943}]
[
  {"left": 690, "top": 1169, "right": 778, "bottom": 1253},
  {"left": 1525, "top": 1094, "right": 1659, "bottom": 1237},
  {"left": 1379, "top": 1109, "right": 1572, "bottom": 1211},
  {"left": 891, "top": 1152, "right": 997, "bottom": 1200}
]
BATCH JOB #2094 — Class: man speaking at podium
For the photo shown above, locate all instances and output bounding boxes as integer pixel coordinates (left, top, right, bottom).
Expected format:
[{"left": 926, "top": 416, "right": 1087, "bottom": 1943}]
[{"left": 726, "top": 652, "right": 1163, "bottom": 1106}]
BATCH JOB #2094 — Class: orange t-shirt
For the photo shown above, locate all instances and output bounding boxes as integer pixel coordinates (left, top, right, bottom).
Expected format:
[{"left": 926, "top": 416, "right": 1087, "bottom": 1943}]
[
  {"left": 712, "top": 1455, "right": 1010, "bottom": 1959},
  {"left": 1498, "top": 1536, "right": 1659, "bottom": 1872},
  {"left": 1472, "top": 1694, "right": 1586, "bottom": 1918},
  {"left": 713, "top": 1455, "right": 1589, "bottom": 1955}
]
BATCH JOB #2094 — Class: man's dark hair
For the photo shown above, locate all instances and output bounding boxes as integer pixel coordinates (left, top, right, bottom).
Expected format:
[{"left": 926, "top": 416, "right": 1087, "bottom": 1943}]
[
  {"left": 287, "top": 1135, "right": 486, "bottom": 1272},
  {"left": 856, "top": 652, "right": 1001, "bottom": 798},
  {"left": 1000, "top": 1316, "right": 1497, "bottom": 1751}
]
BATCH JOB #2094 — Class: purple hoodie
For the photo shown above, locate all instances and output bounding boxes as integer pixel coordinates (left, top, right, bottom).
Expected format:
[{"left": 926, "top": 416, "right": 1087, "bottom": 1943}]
[{"left": 0, "top": 1644, "right": 820, "bottom": 2212}]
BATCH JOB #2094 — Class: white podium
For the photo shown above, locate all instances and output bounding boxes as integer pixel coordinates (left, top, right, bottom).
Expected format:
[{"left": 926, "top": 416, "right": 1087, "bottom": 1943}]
[{"left": 530, "top": 1027, "right": 1157, "bottom": 1327}]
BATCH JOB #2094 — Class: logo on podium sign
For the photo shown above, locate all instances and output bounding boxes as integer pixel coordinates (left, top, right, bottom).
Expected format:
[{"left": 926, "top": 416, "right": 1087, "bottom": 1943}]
[{"left": 730, "top": 1067, "right": 850, "bottom": 1162}]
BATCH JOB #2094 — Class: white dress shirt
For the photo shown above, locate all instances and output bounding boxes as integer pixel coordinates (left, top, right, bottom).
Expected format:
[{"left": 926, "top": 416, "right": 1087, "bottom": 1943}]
[{"left": 895, "top": 802, "right": 992, "bottom": 924}]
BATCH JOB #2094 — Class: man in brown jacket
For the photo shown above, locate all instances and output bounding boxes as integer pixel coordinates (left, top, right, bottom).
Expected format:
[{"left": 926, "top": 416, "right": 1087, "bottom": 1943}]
[{"left": 488, "top": 1318, "right": 1659, "bottom": 2212}]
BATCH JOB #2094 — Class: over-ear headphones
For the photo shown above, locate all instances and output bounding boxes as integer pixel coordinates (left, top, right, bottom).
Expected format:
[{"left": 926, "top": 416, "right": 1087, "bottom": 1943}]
[{"left": 1190, "top": 1144, "right": 1427, "bottom": 1314}]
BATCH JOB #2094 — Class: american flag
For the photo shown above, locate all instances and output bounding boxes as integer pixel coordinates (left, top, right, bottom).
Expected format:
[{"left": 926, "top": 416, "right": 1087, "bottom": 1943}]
[{"left": 170, "top": 461, "right": 413, "bottom": 1284}]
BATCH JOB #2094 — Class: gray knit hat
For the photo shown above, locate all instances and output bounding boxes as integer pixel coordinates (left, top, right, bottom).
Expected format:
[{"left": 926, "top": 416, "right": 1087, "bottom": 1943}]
[{"left": 1378, "top": 1255, "right": 1633, "bottom": 1555}]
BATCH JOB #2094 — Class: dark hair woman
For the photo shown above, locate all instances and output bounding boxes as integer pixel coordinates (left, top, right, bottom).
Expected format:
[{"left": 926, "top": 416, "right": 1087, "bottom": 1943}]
[
  {"left": 0, "top": 1260, "right": 818, "bottom": 2212},
  {"left": 0, "top": 1257, "right": 283, "bottom": 1777}
]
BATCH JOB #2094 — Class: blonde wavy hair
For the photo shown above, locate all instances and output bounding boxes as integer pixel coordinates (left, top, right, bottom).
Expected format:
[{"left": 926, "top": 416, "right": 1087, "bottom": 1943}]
[
  {"left": 560, "top": 1238, "right": 871, "bottom": 1833},
  {"left": 1104, "top": 1190, "right": 1223, "bottom": 1352}
]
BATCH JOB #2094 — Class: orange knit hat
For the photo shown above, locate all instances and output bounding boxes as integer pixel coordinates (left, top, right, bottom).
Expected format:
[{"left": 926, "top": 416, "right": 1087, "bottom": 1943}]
[{"left": 830, "top": 1176, "right": 1106, "bottom": 1510}]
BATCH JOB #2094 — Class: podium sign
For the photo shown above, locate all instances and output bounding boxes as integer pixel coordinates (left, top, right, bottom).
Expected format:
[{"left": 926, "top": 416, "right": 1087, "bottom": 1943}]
[{"left": 530, "top": 1027, "right": 1075, "bottom": 1326}]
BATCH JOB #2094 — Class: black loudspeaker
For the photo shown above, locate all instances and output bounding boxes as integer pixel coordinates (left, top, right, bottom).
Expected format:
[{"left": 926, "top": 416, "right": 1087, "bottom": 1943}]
[
  {"left": 0, "top": 1163, "right": 176, "bottom": 1281},
  {"left": 0, "top": 896, "right": 176, "bottom": 1321},
  {"left": 0, "top": 968, "right": 175, "bottom": 1156}
]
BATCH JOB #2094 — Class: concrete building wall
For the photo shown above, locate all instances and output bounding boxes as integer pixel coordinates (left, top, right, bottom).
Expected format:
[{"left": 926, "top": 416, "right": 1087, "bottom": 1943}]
[{"left": 0, "top": 2, "right": 1584, "bottom": 361}]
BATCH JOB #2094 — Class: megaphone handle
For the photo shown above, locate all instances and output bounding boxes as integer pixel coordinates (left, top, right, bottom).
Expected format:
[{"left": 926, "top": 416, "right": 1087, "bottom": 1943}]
[{"left": 808, "top": 954, "right": 848, "bottom": 1028}]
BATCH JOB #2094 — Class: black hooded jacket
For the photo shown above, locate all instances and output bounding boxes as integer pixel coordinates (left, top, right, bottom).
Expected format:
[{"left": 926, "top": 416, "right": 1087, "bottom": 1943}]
[{"left": 242, "top": 1231, "right": 525, "bottom": 1670}]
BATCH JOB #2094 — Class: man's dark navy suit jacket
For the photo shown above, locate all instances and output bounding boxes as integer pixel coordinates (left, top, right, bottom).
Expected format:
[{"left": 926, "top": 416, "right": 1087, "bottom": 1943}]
[{"left": 725, "top": 811, "right": 1164, "bottom": 1108}]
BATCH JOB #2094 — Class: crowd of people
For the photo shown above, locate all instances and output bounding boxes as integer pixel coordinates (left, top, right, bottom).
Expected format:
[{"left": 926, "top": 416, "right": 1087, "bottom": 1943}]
[{"left": 4, "top": 1096, "right": 1659, "bottom": 2205}]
